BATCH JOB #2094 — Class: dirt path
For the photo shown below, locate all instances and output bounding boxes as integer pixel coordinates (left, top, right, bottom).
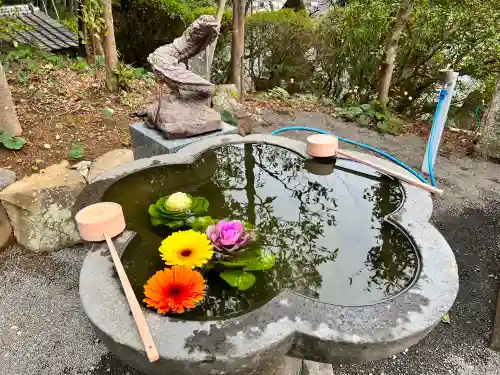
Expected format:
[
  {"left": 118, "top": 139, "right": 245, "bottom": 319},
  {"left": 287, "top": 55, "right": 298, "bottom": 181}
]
[{"left": 0, "top": 63, "right": 155, "bottom": 178}]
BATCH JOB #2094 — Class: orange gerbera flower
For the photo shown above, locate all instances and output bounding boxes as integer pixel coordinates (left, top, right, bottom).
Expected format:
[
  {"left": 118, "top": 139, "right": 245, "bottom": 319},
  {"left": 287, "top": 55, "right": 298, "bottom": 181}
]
[{"left": 143, "top": 266, "right": 206, "bottom": 314}]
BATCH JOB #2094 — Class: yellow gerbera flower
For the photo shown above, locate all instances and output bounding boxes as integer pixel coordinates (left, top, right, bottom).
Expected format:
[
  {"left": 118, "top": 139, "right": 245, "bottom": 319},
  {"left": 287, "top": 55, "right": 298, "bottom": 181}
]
[{"left": 159, "top": 230, "right": 214, "bottom": 268}]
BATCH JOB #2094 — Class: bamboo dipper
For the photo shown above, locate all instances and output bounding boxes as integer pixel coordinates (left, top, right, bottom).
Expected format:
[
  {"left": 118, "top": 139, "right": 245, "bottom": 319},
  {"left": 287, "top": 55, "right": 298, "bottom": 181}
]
[
  {"left": 305, "top": 134, "right": 444, "bottom": 196},
  {"left": 75, "top": 202, "right": 160, "bottom": 362}
]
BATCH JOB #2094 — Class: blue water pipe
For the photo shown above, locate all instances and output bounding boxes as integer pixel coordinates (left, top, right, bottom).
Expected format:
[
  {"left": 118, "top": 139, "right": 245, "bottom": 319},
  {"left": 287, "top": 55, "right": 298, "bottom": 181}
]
[
  {"left": 270, "top": 90, "right": 450, "bottom": 187},
  {"left": 427, "top": 89, "right": 448, "bottom": 186}
]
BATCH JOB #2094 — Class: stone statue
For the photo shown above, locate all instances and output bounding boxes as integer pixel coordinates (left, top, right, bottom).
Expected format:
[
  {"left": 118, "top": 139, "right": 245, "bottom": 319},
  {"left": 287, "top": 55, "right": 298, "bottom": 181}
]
[{"left": 144, "top": 15, "right": 223, "bottom": 139}]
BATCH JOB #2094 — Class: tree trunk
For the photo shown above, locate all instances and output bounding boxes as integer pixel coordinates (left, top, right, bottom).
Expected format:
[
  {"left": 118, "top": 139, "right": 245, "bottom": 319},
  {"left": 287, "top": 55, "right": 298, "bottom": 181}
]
[
  {"left": 101, "top": 0, "right": 118, "bottom": 91},
  {"left": 0, "top": 63, "right": 22, "bottom": 136},
  {"left": 480, "top": 79, "right": 500, "bottom": 159},
  {"left": 377, "top": 0, "right": 416, "bottom": 106},
  {"left": 92, "top": 33, "right": 104, "bottom": 56},
  {"left": 206, "top": 0, "right": 227, "bottom": 82},
  {"left": 230, "top": 0, "right": 245, "bottom": 97},
  {"left": 77, "top": 0, "right": 89, "bottom": 57}
]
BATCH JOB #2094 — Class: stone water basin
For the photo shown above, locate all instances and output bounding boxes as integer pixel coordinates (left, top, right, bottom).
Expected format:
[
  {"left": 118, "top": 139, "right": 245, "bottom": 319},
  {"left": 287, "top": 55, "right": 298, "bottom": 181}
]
[{"left": 76, "top": 134, "right": 458, "bottom": 375}]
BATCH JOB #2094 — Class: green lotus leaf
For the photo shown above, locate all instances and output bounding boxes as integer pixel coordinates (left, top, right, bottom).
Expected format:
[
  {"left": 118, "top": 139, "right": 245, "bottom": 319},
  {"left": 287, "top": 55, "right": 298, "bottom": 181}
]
[
  {"left": 190, "top": 197, "right": 209, "bottom": 215},
  {"left": 148, "top": 204, "right": 164, "bottom": 218},
  {"left": 244, "top": 251, "right": 276, "bottom": 271},
  {"left": 150, "top": 216, "right": 165, "bottom": 226},
  {"left": 155, "top": 196, "right": 169, "bottom": 214},
  {"left": 219, "top": 249, "right": 262, "bottom": 267},
  {"left": 220, "top": 270, "right": 256, "bottom": 291},
  {"left": 187, "top": 216, "right": 215, "bottom": 231},
  {"left": 165, "top": 220, "right": 186, "bottom": 229}
]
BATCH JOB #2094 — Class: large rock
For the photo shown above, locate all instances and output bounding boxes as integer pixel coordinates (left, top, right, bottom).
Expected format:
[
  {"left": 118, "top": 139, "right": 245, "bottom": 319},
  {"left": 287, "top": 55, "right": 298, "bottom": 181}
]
[
  {"left": 0, "top": 161, "right": 86, "bottom": 252},
  {"left": 88, "top": 149, "right": 134, "bottom": 182},
  {"left": 145, "top": 95, "right": 222, "bottom": 139},
  {"left": 0, "top": 168, "right": 16, "bottom": 250}
]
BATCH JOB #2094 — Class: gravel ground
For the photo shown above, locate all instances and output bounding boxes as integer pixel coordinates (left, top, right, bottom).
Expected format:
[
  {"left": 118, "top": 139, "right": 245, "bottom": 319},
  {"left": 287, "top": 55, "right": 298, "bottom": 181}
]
[{"left": 1, "top": 111, "right": 500, "bottom": 375}]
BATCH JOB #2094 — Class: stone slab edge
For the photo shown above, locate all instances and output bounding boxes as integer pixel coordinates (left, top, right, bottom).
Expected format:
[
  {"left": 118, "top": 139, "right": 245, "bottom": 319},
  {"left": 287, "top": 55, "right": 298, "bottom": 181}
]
[
  {"left": 129, "top": 122, "right": 237, "bottom": 159},
  {"left": 76, "top": 134, "right": 459, "bottom": 372}
]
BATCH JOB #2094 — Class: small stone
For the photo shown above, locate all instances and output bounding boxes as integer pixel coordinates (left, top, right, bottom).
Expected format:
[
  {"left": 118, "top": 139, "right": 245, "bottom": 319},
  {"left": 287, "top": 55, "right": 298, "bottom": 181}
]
[
  {"left": 95, "top": 338, "right": 100, "bottom": 344},
  {"left": 89, "top": 366, "right": 95, "bottom": 371},
  {"left": 55, "top": 134, "right": 60, "bottom": 140},
  {"left": 10, "top": 325, "right": 18, "bottom": 330},
  {"left": 43, "top": 144, "right": 51, "bottom": 149},
  {"left": 403, "top": 348, "right": 409, "bottom": 354},
  {"left": 392, "top": 355, "right": 397, "bottom": 359},
  {"left": 106, "top": 368, "right": 111, "bottom": 372},
  {"left": 16, "top": 331, "right": 22, "bottom": 335}
]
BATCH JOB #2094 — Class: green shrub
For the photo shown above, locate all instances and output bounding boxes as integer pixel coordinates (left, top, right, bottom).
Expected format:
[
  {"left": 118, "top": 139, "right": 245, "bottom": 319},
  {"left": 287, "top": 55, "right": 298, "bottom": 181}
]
[
  {"left": 315, "top": 0, "right": 392, "bottom": 100},
  {"left": 391, "top": 0, "right": 500, "bottom": 111},
  {"left": 337, "top": 101, "right": 403, "bottom": 135},
  {"left": 246, "top": 9, "right": 315, "bottom": 91},
  {"left": 267, "top": 87, "right": 290, "bottom": 100},
  {"left": 115, "top": 62, "right": 150, "bottom": 90},
  {"left": 113, "top": 0, "right": 232, "bottom": 66},
  {"left": 113, "top": 0, "right": 191, "bottom": 64},
  {"left": 315, "top": 0, "right": 500, "bottom": 109}
]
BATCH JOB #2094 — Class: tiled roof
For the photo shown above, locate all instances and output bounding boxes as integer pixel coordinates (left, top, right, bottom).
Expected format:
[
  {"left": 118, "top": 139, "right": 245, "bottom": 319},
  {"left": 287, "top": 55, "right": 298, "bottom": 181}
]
[{"left": 0, "top": 4, "right": 78, "bottom": 51}]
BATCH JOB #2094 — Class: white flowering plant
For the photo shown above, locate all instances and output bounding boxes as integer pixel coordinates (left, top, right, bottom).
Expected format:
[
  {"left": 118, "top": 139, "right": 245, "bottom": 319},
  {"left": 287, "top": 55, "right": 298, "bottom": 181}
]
[{"left": 148, "top": 192, "right": 209, "bottom": 229}]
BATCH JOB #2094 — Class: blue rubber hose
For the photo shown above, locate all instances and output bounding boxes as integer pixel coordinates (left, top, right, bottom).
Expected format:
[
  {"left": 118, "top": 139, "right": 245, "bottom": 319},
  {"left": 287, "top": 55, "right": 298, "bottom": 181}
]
[{"left": 271, "top": 126, "right": 431, "bottom": 185}]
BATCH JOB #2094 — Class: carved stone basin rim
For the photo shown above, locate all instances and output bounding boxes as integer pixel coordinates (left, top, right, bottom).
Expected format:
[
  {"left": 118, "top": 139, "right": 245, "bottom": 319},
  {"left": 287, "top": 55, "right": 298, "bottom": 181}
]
[{"left": 75, "top": 134, "right": 458, "bottom": 375}]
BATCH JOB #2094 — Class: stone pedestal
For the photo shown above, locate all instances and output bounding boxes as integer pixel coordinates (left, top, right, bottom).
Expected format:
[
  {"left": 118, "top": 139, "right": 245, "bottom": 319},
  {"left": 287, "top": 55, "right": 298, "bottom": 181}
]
[
  {"left": 129, "top": 122, "right": 237, "bottom": 159},
  {"left": 77, "top": 134, "right": 458, "bottom": 375}
]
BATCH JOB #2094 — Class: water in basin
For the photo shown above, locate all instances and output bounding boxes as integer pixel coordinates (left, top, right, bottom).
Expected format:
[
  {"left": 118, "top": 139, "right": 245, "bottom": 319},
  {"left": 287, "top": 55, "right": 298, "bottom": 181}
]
[{"left": 103, "top": 143, "right": 419, "bottom": 320}]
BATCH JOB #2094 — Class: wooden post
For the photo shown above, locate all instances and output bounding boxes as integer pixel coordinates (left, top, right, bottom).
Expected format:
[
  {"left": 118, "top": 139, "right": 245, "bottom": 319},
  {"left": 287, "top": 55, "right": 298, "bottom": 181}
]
[{"left": 236, "top": 110, "right": 251, "bottom": 136}]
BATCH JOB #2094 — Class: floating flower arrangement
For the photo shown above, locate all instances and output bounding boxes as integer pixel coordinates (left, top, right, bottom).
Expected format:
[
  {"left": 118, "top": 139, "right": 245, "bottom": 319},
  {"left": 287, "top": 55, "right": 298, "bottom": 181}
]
[{"left": 144, "top": 192, "right": 276, "bottom": 315}]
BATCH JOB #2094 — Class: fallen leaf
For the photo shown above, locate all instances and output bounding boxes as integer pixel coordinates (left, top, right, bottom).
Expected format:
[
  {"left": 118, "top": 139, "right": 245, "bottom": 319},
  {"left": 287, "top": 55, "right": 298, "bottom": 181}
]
[
  {"left": 102, "top": 107, "right": 115, "bottom": 117},
  {"left": 441, "top": 313, "right": 451, "bottom": 324}
]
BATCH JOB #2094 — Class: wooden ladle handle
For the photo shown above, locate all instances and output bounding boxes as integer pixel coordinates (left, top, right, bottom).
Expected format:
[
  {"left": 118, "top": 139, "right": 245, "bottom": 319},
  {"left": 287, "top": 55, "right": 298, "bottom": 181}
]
[
  {"left": 104, "top": 232, "right": 160, "bottom": 362},
  {"left": 337, "top": 149, "right": 444, "bottom": 196}
]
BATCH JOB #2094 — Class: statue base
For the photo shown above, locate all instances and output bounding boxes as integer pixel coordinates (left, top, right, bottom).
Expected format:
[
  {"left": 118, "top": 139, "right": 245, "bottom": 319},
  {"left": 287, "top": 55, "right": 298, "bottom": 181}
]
[{"left": 129, "top": 122, "right": 237, "bottom": 159}]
